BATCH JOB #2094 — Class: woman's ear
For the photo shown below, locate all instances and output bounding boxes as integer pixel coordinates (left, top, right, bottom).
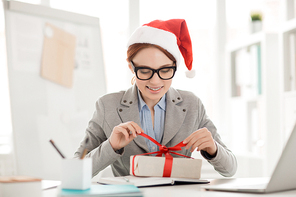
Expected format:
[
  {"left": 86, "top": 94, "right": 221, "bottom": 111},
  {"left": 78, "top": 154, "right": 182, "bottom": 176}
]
[{"left": 128, "top": 62, "right": 134, "bottom": 74}]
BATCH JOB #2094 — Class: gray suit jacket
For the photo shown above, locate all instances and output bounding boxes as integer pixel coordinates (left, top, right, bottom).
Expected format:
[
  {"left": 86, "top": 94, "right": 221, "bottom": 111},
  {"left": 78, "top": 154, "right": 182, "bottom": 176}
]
[{"left": 74, "top": 85, "right": 237, "bottom": 177}]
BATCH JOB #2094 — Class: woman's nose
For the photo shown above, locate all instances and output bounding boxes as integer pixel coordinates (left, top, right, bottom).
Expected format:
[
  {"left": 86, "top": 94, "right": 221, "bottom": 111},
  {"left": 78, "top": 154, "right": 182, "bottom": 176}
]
[{"left": 149, "top": 71, "right": 162, "bottom": 83}]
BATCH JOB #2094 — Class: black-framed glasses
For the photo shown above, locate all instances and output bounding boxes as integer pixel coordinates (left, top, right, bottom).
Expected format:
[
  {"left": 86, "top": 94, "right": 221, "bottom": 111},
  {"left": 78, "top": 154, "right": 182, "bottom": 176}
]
[{"left": 130, "top": 61, "right": 177, "bottom": 80}]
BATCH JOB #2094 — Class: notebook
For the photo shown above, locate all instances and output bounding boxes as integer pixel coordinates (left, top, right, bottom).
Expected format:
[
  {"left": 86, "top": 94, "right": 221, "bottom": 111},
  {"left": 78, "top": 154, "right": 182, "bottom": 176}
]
[
  {"left": 98, "top": 175, "right": 209, "bottom": 187},
  {"left": 57, "top": 184, "right": 142, "bottom": 197},
  {"left": 203, "top": 122, "right": 296, "bottom": 193}
]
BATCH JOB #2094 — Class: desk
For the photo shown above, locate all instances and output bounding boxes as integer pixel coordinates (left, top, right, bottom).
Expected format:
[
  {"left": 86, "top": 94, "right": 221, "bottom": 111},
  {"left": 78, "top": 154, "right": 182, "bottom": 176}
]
[{"left": 42, "top": 179, "right": 296, "bottom": 197}]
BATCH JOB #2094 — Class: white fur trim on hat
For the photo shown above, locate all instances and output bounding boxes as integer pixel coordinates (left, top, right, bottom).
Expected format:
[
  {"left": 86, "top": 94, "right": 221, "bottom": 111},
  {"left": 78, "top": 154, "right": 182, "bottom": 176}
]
[
  {"left": 185, "top": 69, "right": 195, "bottom": 78},
  {"left": 127, "top": 26, "right": 181, "bottom": 67}
]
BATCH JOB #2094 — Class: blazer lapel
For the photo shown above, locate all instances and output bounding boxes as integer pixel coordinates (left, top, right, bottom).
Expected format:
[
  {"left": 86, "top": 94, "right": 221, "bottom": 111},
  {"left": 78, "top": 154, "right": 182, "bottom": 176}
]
[
  {"left": 162, "top": 88, "right": 187, "bottom": 146},
  {"left": 117, "top": 85, "right": 149, "bottom": 153}
]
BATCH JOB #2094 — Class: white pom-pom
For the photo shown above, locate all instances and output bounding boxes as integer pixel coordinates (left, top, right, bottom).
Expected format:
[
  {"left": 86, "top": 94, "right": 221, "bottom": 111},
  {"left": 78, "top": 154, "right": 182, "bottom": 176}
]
[{"left": 185, "top": 69, "right": 195, "bottom": 78}]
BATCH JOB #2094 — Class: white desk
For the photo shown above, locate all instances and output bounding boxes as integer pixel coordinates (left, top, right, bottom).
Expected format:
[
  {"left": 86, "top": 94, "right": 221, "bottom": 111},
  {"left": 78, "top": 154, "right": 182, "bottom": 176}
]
[{"left": 42, "top": 178, "right": 296, "bottom": 197}]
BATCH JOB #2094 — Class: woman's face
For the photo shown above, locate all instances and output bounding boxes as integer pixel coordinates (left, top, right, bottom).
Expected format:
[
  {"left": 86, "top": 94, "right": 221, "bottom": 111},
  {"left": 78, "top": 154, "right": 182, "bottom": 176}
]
[{"left": 130, "top": 47, "right": 174, "bottom": 106}]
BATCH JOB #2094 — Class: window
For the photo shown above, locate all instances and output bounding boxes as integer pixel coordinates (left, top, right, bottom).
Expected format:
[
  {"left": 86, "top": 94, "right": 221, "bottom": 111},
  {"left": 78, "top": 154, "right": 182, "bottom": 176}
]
[{"left": 0, "top": 0, "right": 13, "bottom": 155}]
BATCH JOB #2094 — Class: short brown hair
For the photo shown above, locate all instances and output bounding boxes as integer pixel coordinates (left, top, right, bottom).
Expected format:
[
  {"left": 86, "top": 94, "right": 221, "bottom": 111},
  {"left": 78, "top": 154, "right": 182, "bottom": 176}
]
[{"left": 127, "top": 43, "right": 176, "bottom": 63}]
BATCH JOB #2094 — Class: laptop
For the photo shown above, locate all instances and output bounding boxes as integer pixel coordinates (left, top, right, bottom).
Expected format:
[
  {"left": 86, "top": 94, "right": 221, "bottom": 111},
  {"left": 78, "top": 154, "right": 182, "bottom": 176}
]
[{"left": 203, "top": 122, "right": 296, "bottom": 193}]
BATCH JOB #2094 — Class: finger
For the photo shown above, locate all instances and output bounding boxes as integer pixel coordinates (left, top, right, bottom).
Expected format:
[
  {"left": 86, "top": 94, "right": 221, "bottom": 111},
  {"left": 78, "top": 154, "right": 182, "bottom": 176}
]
[
  {"left": 196, "top": 140, "right": 213, "bottom": 151},
  {"left": 183, "top": 134, "right": 194, "bottom": 144},
  {"left": 185, "top": 134, "right": 198, "bottom": 149},
  {"left": 185, "top": 133, "right": 206, "bottom": 149},
  {"left": 190, "top": 141, "right": 200, "bottom": 152},
  {"left": 197, "top": 139, "right": 214, "bottom": 151},
  {"left": 126, "top": 123, "right": 137, "bottom": 137},
  {"left": 116, "top": 126, "right": 130, "bottom": 141},
  {"left": 188, "top": 136, "right": 209, "bottom": 152},
  {"left": 129, "top": 121, "right": 144, "bottom": 134},
  {"left": 185, "top": 128, "right": 212, "bottom": 145},
  {"left": 194, "top": 132, "right": 215, "bottom": 151},
  {"left": 118, "top": 122, "right": 136, "bottom": 137},
  {"left": 183, "top": 128, "right": 206, "bottom": 144},
  {"left": 198, "top": 140, "right": 216, "bottom": 151}
]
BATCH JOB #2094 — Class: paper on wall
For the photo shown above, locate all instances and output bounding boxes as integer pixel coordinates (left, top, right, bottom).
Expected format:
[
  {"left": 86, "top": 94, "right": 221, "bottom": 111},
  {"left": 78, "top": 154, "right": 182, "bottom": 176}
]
[{"left": 41, "top": 23, "right": 76, "bottom": 88}]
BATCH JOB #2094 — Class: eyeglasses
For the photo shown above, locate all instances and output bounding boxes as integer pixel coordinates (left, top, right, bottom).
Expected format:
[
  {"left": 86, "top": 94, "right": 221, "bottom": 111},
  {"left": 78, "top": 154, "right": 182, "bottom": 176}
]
[{"left": 130, "top": 61, "right": 177, "bottom": 80}]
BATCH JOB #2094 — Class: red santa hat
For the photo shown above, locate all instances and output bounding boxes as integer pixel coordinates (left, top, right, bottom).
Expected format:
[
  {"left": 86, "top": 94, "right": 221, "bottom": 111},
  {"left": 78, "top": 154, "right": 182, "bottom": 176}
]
[{"left": 127, "top": 19, "right": 195, "bottom": 78}]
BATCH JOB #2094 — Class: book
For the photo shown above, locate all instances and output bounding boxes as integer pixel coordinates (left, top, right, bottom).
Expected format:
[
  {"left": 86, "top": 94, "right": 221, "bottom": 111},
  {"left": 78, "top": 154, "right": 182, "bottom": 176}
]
[
  {"left": 256, "top": 44, "right": 262, "bottom": 95},
  {"left": 98, "top": 175, "right": 209, "bottom": 187},
  {"left": 0, "top": 176, "right": 42, "bottom": 197},
  {"left": 233, "top": 44, "right": 262, "bottom": 98},
  {"left": 289, "top": 33, "right": 296, "bottom": 91},
  {"left": 57, "top": 184, "right": 142, "bottom": 197},
  {"left": 249, "top": 44, "right": 261, "bottom": 96}
]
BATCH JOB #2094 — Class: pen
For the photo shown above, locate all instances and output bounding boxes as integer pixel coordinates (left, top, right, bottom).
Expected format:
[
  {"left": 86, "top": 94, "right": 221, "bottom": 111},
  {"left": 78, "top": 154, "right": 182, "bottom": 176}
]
[
  {"left": 123, "top": 177, "right": 129, "bottom": 182},
  {"left": 80, "top": 137, "right": 89, "bottom": 159},
  {"left": 49, "top": 139, "right": 65, "bottom": 159}
]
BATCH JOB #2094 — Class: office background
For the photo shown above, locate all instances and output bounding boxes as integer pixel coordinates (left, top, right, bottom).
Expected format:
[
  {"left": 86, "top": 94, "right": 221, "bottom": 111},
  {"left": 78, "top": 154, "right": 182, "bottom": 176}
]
[{"left": 0, "top": 0, "right": 294, "bottom": 180}]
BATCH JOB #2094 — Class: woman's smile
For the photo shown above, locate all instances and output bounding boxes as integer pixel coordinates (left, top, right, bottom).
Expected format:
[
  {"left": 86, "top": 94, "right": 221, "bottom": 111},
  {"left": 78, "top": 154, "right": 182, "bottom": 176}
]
[{"left": 146, "top": 86, "right": 163, "bottom": 91}]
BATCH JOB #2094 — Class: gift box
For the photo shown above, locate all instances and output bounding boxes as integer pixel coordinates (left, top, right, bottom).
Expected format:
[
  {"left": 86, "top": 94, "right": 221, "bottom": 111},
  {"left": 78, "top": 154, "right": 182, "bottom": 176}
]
[
  {"left": 130, "top": 132, "right": 202, "bottom": 179},
  {"left": 130, "top": 155, "right": 202, "bottom": 179}
]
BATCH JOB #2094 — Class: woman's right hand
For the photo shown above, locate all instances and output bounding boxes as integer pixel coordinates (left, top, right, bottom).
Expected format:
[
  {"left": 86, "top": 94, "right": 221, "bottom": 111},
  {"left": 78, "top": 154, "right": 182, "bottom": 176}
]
[{"left": 109, "top": 121, "right": 143, "bottom": 151}]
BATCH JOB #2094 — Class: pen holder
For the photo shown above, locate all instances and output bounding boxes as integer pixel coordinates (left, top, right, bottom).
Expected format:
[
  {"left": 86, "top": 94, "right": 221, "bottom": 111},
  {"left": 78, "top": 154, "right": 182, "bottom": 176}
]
[{"left": 61, "top": 158, "right": 92, "bottom": 190}]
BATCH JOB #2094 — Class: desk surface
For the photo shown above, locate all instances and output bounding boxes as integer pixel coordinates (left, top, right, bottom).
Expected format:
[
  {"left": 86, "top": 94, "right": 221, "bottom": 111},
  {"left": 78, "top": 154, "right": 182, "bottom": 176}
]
[{"left": 42, "top": 178, "right": 296, "bottom": 197}]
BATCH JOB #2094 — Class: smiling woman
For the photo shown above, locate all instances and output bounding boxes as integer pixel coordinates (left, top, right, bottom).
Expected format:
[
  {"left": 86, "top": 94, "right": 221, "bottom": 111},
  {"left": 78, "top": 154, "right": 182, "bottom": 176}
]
[{"left": 74, "top": 19, "right": 237, "bottom": 178}]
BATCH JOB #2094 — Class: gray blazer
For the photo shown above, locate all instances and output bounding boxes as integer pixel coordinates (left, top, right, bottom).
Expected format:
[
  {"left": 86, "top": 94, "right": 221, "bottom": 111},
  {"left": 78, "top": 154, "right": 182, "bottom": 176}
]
[{"left": 74, "top": 85, "right": 237, "bottom": 177}]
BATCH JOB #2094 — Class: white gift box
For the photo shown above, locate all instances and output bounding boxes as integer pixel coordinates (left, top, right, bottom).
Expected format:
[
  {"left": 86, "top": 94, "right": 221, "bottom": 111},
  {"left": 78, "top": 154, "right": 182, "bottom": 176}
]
[
  {"left": 61, "top": 158, "right": 92, "bottom": 190},
  {"left": 130, "top": 155, "right": 202, "bottom": 179},
  {"left": 0, "top": 176, "right": 42, "bottom": 197}
]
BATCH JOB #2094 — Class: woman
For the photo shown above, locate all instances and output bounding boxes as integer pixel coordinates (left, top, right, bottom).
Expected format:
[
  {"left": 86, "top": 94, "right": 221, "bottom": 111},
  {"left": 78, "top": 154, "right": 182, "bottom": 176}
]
[{"left": 75, "top": 19, "right": 237, "bottom": 177}]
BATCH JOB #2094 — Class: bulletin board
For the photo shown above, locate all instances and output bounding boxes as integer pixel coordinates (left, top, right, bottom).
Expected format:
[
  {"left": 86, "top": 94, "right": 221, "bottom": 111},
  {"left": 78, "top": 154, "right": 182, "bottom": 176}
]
[{"left": 3, "top": 0, "right": 106, "bottom": 179}]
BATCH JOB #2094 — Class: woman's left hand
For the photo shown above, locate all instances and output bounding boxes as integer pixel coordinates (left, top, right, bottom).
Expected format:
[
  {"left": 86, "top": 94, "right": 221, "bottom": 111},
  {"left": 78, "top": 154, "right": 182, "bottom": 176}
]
[{"left": 183, "top": 127, "right": 217, "bottom": 156}]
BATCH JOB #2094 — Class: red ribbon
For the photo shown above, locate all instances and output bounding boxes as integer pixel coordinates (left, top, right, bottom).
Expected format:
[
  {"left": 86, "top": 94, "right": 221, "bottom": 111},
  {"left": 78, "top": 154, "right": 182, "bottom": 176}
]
[{"left": 131, "top": 132, "right": 192, "bottom": 177}]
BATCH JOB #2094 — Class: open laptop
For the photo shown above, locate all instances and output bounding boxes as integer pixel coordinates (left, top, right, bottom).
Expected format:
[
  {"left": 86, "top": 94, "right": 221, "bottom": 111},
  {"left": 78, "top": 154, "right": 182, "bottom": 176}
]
[{"left": 203, "top": 122, "right": 296, "bottom": 193}]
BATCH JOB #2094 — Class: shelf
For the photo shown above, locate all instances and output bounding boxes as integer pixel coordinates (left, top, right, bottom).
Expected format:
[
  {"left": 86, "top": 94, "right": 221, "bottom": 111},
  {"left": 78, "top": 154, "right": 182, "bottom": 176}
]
[
  {"left": 282, "top": 17, "right": 296, "bottom": 34},
  {"left": 226, "top": 0, "right": 292, "bottom": 175},
  {"left": 226, "top": 31, "right": 263, "bottom": 52},
  {"left": 283, "top": 90, "right": 296, "bottom": 97},
  {"left": 231, "top": 95, "right": 263, "bottom": 103}
]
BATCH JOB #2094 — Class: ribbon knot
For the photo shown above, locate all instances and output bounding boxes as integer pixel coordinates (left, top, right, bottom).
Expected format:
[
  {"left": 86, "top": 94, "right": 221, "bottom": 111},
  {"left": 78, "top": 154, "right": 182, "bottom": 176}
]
[
  {"left": 131, "top": 132, "right": 192, "bottom": 177},
  {"left": 160, "top": 146, "right": 168, "bottom": 153}
]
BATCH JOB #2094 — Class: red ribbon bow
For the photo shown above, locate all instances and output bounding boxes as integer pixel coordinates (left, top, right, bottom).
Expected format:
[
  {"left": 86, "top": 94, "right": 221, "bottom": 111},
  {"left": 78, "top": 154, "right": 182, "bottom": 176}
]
[{"left": 131, "top": 132, "right": 192, "bottom": 177}]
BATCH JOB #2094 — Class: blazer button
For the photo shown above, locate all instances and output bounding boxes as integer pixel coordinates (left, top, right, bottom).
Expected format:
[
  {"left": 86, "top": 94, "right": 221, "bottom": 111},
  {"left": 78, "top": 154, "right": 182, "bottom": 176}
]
[
  {"left": 177, "top": 97, "right": 181, "bottom": 100},
  {"left": 119, "top": 109, "right": 123, "bottom": 112},
  {"left": 123, "top": 100, "right": 127, "bottom": 103},
  {"left": 172, "top": 100, "right": 175, "bottom": 102},
  {"left": 129, "top": 101, "right": 133, "bottom": 104},
  {"left": 183, "top": 109, "right": 186, "bottom": 112}
]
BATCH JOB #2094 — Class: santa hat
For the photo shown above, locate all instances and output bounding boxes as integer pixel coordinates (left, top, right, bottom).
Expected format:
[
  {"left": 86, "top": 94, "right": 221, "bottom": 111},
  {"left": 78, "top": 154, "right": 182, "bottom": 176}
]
[{"left": 127, "top": 19, "right": 195, "bottom": 78}]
